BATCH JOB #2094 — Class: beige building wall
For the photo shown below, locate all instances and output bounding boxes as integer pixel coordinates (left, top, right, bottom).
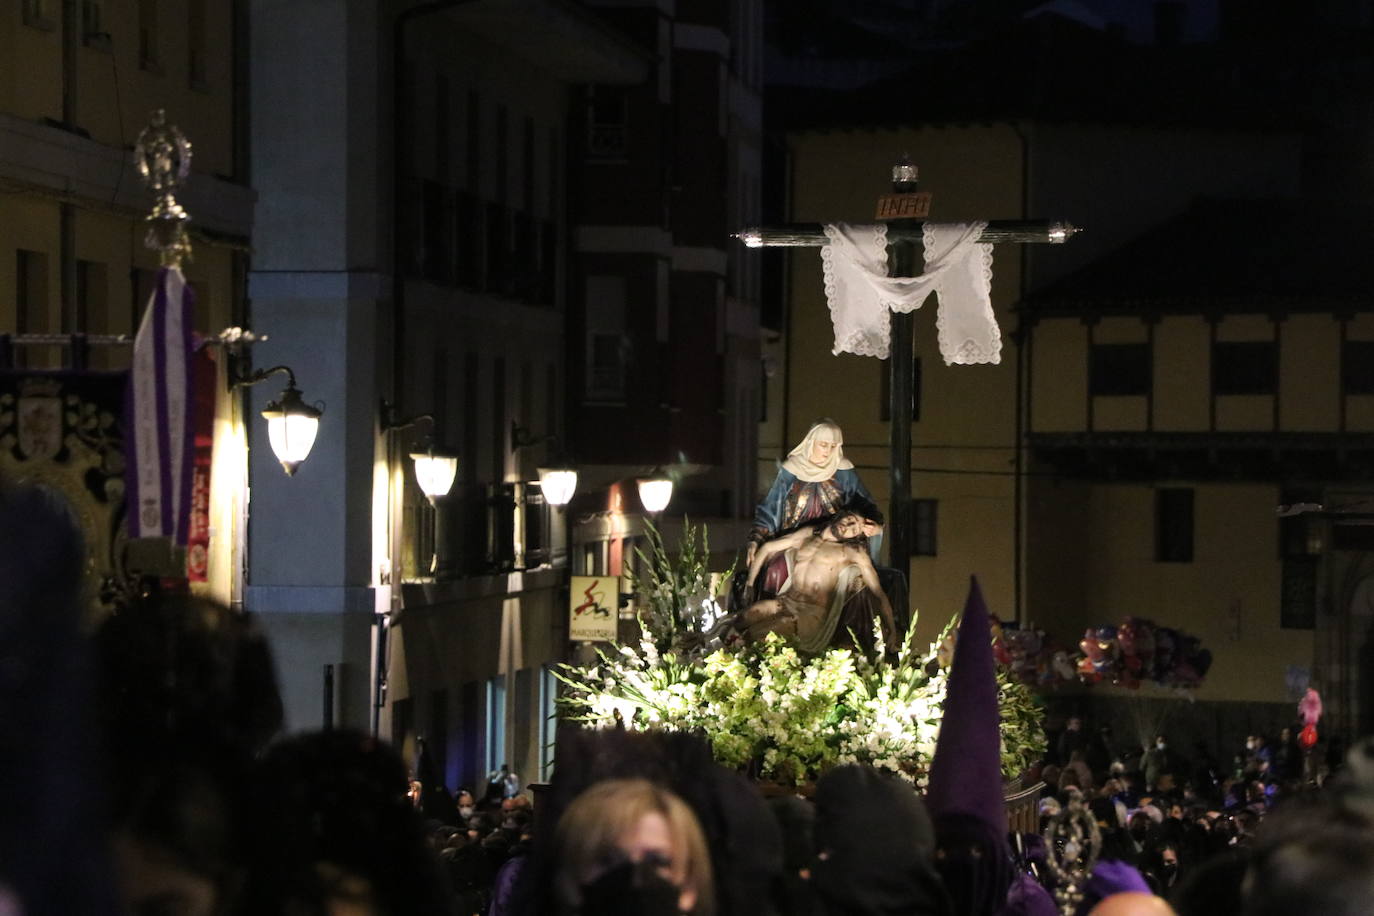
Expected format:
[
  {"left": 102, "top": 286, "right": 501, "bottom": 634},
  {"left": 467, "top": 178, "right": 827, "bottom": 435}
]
[{"left": 1025, "top": 306, "right": 1338, "bottom": 702}]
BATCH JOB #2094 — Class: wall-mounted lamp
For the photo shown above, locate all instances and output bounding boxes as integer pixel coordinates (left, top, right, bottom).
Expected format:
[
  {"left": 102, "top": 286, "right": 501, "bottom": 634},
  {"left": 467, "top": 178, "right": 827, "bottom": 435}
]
[
  {"left": 513, "top": 420, "right": 578, "bottom": 508},
  {"left": 234, "top": 365, "right": 323, "bottom": 476},
  {"left": 637, "top": 467, "right": 674, "bottom": 515},
  {"left": 383, "top": 401, "right": 458, "bottom": 503}
]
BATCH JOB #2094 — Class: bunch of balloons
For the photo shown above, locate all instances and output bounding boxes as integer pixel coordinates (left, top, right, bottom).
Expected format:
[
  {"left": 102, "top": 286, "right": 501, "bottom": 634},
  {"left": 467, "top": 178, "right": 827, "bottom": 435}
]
[
  {"left": 1076, "top": 616, "right": 1213, "bottom": 689},
  {"left": 992, "top": 622, "right": 1078, "bottom": 688}
]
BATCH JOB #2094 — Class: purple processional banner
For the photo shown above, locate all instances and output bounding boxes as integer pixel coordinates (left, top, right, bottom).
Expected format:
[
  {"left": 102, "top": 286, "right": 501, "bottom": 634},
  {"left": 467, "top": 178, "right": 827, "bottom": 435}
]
[{"left": 126, "top": 266, "right": 196, "bottom": 544}]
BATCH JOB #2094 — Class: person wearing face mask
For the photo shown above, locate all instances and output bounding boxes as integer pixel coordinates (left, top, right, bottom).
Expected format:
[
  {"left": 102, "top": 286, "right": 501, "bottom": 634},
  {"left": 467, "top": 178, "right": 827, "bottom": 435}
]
[
  {"left": 551, "top": 779, "right": 714, "bottom": 916},
  {"left": 456, "top": 789, "right": 476, "bottom": 820}
]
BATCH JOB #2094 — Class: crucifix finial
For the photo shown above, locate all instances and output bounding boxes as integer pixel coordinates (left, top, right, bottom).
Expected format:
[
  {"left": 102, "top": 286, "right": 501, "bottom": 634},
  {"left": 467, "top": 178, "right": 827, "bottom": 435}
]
[{"left": 134, "top": 109, "right": 194, "bottom": 268}]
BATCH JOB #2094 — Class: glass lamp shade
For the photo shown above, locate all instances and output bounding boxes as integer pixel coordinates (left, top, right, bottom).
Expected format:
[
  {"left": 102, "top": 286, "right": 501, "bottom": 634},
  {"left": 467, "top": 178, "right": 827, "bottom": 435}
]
[
  {"left": 261, "top": 385, "right": 322, "bottom": 475},
  {"left": 637, "top": 475, "right": 673, "bottom": 514},
  {"left": 411, "top": 449, "right": 459, "bottom": 501},
  {"left": 538, "top": 467, "right": 578, "bottom": 507}
]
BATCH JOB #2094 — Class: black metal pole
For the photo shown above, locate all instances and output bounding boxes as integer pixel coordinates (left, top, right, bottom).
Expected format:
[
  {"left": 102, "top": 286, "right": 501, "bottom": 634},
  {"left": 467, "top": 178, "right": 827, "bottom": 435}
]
[
  {"left": 323, "top": 663, "right": 335, "bottom": 730},
  {"left": 885, "top": 169, "right": 918, "bottom": 584}
]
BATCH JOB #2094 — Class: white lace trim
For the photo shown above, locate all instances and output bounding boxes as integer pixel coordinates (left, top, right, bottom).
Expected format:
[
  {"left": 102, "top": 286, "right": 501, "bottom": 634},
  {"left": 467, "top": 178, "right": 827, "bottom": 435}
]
[{"left": 820, "top": 221, "right": 1001, "bottom": 365}]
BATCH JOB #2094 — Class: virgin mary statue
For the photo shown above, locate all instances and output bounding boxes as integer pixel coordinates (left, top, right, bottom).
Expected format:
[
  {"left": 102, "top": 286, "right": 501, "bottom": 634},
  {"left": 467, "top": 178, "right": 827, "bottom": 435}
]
[{"left": 747, "top": 419, "right": 881, "bottom": 571}]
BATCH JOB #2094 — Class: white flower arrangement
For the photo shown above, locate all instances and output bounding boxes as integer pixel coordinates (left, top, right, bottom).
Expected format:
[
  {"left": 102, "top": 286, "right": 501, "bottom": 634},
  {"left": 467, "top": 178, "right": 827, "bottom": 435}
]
[{"left": 554, "top": 522, "right": 1046, "bottom": 787}]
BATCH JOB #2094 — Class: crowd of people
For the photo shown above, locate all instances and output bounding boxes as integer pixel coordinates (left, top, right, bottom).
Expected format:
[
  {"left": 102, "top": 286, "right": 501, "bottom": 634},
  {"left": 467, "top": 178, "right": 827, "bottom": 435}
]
[{"left": 9, "top": 474, "right": 1374, "bottom": 916}]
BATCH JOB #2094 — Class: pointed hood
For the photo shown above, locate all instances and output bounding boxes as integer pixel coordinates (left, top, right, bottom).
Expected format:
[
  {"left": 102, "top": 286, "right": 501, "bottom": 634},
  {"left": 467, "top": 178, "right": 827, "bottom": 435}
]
[{"left": 927, "top": 575, "right": 1006, "bottom": 832}]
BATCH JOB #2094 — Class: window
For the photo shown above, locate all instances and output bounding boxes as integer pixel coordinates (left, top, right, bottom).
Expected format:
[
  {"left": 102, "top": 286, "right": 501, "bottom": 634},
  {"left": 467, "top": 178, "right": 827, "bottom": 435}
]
[
  {"left": 187, "top": 0, "right": 207, "bottom": 86},
  {"left": 22, "top": 0, "right": 54, "bottom": 29},
  {"left": 1213, "top": 341, "right": 1276, "bottom": 396},
  {"left": 75, "top": 259, "right": 108, "bottom": 334},
  {"left": 586, "top": 87, "right": 628, "bottom": 159},
  {"left": 82, "top": 0, "right": 108, "bottom": 46},
  {"left": 913, "top": 498, "right": 938, "bottom": 556},
  {"left": 465, "top": 90, "right": 481, "bottom": 193},
  {"left": 1154, "top": 0, "right": 1185, "bottom": 45},
  {"left": 879, "top": 356, "right": 922, "bottom": 421},
  {"left": 539, "top": 667, "right": 559, "bottom": 781},
  {"left": 1343, "top": 341, "right": 1374, "bottom": 395},
  {"left": 16, "top": 250, "right": 50, "bottom": 369},
  {"left": 485, "top": 676, "right": 507, "bottom": 775},
  {"left": 138, "top": 0, "right": 160, "bottom": 71},
  {"left": 1090, "top": 343, "right": 1151, "bottom": 397},
  {"left": 585, "top": 276, "right": 628, "bottom": 402},
  {"left": 434, "top": 74, "right": 450, "bottom": 180},
  {"left": 422, "top": 181, "right": 454, "bottom": 284},
  {"left": 1280, "top": 557, "right": 1317, "bottom": 630},
  {"left": 1155, "top": 488, "right": 1194, "bottom": 563},
  {"left": 495, "top": 106, "right": 508, "bottom": 202}
]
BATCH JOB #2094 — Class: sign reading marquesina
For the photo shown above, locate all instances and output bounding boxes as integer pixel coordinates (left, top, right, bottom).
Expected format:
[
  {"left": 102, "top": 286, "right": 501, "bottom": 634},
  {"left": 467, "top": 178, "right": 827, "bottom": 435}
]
[{"left": 570, "top": 575, "right": 620, "bottom": 642}]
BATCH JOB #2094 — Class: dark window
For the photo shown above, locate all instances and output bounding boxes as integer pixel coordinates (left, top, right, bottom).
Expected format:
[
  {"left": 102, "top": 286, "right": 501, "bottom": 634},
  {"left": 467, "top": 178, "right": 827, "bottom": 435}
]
[
  {"left": 1213, "top": 341, "right": 1276, "bottom": 396},
  {"left": 455, "top": 192, "right": 483, "bottom": 289},
  {"left": 422, "top": 181, "right": 454, "bottom": 284},
  {"left": 538, "top": 220, "right": 557, "bottom": 306},
  {"left": 1343, "top": 341, "right": 1374, "bottom": 395},
  {"left": 187, "top": 0, "right": 207, "bottom": 85},
  {"left": 589, "top": 334, "right": 625, "bottom": 398},
  {"left": 495, "top": 106, "right": 508, "bottom": 203},
  {"left": 82, "top": 0, "right": 108, "bottom": 46},
  {"left": 586, "top": 87, "right": 628, "bottom": 159},
  {"left": 1090, "top": 343, "right": 1151, "bottom": 396},
  {"left": 22, "top": 0, "right": 54, "bottom": 29},
  {"left": 913, "top": 499, "right": 938, "bottom": 556},
  {"left": 524, "top": 486, "right": 550, "bottom": 567},
  {"left": 463, "top": 352, "right": 479, "bottom": 485},
  {"left": 491, "top": 356, "right": 506, "bottom": 482},
  {"left": 1279, "top": 490, "right": 1323, "bottom": 559},
  {"left": 1280, "top": 557, "right": 1317, "bottom": 630},
  {"left": 1154, "top": 0, "right": 1185, "bottom": 45},
  {"left": 522, "top": 116, "right": 535, "bottom": 214},
  {"left": 16, "top": 250, "right": 49, "bottom": 369},
  {"left": 879, "top": 356, "right": 922, "bottom": 421},
  {"left": 137, "top": 0, "right": 159, "bottom": 71},
  {"left": 1334, "top": 523, "right": 1374, "bottom": 551},
  {"left": 1155, "top": 488, "right": 1194, "bottom": 563},
  {"left": 485, "top": 203, "right": 509, "bottom": 293},
  {"left": 465, "top": 90, "right": 481, "bottom": 193},
  {"left": 434, "top": 74, "right": 450, "bottom": 180}
]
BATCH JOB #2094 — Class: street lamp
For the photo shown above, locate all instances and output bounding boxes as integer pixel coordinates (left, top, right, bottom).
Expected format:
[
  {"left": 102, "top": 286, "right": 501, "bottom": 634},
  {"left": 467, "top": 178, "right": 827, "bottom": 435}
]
[
  {"left": 637, "top": 468, "right": 673, "bottom": 515},
  {"left": 537, "top": 466, "right": 578, "bottom": 507},
  {"left": 382, "top": 401, "right": 457, "bottom": 501},
  {"left": 235, "top": 365, "right": 324, "bottom": 475},
  {"left": 411, "top": 441, "right": 460, "bottom": 504},
  {"left": 513, "top": 421, "right": 578, "bottom": 507}
]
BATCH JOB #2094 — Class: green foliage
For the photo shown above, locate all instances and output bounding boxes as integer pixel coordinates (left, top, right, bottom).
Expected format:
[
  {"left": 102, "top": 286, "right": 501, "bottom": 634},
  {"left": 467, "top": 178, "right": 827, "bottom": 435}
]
[{"left": 627, "top": 519, "right": 733, "bottom": 658}]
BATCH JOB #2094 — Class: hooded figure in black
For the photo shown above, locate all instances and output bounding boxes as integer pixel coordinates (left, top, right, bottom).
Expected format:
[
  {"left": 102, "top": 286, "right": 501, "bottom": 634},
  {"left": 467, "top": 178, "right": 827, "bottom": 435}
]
[{"left": 810, "top": 764, "right": 951, "bottom": 916}]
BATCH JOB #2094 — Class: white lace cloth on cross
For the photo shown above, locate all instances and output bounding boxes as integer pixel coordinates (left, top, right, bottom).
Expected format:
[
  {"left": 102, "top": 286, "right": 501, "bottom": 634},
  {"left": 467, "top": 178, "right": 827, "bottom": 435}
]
[{"left": 820, "top": 221, "right": 1001, "bottom": 365}]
